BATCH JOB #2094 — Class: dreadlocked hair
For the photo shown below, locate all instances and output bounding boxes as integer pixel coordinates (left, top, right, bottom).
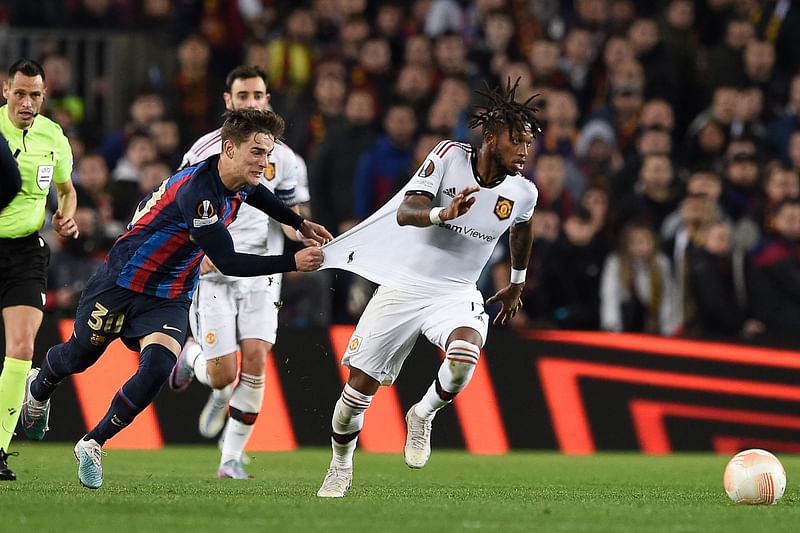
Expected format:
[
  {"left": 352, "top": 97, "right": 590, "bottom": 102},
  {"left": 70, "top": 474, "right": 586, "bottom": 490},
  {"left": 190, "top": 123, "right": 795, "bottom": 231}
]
[{"left": 469, "top": 78, "right": 543, "bottom": 140}]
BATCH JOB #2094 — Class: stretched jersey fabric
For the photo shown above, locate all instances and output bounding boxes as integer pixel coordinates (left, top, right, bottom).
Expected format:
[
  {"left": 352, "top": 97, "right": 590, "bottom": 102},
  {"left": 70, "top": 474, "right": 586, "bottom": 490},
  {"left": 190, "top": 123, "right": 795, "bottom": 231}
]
[
  {"left": 321, "top": 140, "right": 538, "bottom": 296},
  {"left": 182, "top": 128, "right": 308, "bottom": 284},
  {"left": 105, "top": 155, "right": 248, "bottom": 300}
]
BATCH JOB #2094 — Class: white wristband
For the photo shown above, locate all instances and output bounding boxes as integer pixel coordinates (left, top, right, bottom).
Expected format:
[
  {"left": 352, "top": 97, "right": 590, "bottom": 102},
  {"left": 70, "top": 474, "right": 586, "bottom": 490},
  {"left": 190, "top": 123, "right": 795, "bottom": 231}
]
[
  {"left": 510, "top": 268, "right": 527, "bottom": 284},
  {"left": 429, "top": 207, "right": 445, "bottom": 225}
]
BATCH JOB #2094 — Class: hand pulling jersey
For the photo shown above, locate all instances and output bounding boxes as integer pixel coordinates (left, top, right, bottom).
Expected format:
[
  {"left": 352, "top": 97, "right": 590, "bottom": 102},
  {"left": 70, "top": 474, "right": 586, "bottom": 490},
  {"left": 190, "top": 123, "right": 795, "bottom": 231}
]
[
  {"left": 182, "top": 128, "right": 308, "bottom": 285},
  {"left": 321, "top": 140, "right": 538, "bottom": 295}
]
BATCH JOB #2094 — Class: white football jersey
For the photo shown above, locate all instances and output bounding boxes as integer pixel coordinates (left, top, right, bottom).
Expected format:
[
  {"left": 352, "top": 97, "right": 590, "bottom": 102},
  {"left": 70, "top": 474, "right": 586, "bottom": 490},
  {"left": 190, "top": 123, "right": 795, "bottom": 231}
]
[
  {"left": 181, "top": 128, "right": 309, "bottom": 282},
  {"left": 321, "top": 140, "right": 538, "bottom": 295}
]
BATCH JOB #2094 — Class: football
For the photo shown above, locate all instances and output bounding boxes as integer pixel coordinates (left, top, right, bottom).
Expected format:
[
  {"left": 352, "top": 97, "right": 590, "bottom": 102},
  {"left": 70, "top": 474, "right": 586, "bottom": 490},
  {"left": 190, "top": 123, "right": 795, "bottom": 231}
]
[{"left": 723, "top": 449, "right": 787, "bottom": 504}]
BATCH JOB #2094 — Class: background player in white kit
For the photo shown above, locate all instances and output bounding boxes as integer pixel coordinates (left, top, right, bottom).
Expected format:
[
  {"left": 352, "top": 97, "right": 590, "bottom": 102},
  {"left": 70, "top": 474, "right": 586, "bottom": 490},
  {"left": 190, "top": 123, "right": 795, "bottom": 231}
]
[
  {"left": 315, "top": 80, "right": 542, "bottom": 497},
  {"left": 168, "top": 65, "right": 327, "bottom": 479}
]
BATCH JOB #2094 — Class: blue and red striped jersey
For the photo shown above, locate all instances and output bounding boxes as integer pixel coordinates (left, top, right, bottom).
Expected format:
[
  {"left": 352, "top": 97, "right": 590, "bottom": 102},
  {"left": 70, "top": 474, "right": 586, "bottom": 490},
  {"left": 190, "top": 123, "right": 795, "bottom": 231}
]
[{"left": 105, "top": 155, "right": 246, "bottom": 300}]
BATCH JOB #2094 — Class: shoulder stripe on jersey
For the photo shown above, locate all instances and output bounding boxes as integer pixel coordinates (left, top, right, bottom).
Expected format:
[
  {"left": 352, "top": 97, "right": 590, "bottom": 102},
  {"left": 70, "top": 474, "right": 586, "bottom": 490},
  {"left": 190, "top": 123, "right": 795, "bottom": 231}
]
[
  {"left": 124, "top": 170, "right": 195, "bottom": 237},
  {"left": 193, "top": 132, "right": 222, "bottom": 160},
  {"left": 439, "top": 142, "right": 472, "bottom": 159},
  {"left": 435, "top": 140, "right": 455, "bottom": 157}
]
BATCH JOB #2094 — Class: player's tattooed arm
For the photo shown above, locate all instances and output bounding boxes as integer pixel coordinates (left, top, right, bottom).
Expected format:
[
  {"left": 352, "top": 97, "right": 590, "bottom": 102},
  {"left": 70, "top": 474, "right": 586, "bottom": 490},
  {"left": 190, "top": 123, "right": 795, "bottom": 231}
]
[
  {"left": 508, "top": 219, "right": 534, "bottom": 272},
  {"left": 397, "top": 186, "right": 480, "bottom": 227},
  {"left": 486, "top": 219, "right": 534, "bottom": 325}
]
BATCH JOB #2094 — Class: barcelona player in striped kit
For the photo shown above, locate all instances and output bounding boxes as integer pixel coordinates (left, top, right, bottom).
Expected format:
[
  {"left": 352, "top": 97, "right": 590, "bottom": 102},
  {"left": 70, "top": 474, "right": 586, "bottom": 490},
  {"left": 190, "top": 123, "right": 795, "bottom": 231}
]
[{"left": 20, "top": 109, "right": 332, "bottom": 489}]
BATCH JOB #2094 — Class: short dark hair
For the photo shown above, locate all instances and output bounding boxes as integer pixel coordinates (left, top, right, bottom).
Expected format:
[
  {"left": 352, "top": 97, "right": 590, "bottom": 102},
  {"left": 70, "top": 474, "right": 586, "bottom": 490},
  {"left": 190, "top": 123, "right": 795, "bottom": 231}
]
[
  {"left": 220, "top": 109, "right": 284, "bottom": 147},
  {"left": 225, "top": 65, "right": 268, "bottom": 92},
  {"left": 469, "top": 78, "right": 542, "bottom": 140},
  {"left": 8, "top": 59, "right": 46, "bottom": 82}
]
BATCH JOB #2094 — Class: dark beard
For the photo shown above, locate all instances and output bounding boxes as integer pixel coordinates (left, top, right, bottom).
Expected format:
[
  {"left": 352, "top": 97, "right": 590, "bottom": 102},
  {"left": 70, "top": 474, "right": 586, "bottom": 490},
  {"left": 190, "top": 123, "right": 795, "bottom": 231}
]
[{"left": 491, "top": 144, "right": 517, "bottom": 177}]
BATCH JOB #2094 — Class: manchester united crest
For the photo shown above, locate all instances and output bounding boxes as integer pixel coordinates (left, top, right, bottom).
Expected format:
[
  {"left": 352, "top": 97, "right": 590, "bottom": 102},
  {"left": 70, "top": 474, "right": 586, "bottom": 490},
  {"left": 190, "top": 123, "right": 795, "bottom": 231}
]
[
  {"left": 494, "top": 196, "right": 514, "bottom": 220},
  {"left": 264, "top": 162, "right": 276, "bottom": 181},
  {"left": 205, "top": 331, "right": 217, "bottom": 346},
  {"left": 347, "top": 335, "right": 362, "bottom": 353}
]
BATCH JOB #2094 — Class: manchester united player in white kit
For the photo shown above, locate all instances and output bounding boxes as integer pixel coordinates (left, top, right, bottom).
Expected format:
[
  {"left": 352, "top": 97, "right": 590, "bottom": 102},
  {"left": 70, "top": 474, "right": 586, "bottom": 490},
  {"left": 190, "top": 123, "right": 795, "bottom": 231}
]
[
  {"left": 316, "top": 80, "right": 542, "bottom": 497},
  {"left": 168, "top": 66, "right": 329, "bottom": 479}
]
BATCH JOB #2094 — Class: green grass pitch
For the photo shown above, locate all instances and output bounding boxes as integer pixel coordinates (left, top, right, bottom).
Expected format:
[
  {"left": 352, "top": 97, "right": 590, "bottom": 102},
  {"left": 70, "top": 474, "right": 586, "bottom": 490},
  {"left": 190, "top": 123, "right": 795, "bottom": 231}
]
[{"left": 1, "top": 443, "right": 797, "bottom": 532}]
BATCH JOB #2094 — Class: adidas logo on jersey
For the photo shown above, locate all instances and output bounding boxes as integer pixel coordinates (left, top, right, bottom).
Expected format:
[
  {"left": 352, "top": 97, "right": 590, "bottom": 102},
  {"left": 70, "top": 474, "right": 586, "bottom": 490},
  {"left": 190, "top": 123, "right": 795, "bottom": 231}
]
[{"left": 443, "top": 187, "right": 457, "bottom": 198}]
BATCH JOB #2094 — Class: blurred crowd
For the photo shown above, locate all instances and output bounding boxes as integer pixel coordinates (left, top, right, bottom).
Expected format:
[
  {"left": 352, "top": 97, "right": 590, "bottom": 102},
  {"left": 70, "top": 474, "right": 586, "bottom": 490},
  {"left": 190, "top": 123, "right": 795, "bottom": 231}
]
[{"left": 4, "top": 0, "right": 800, "bottom": 342}]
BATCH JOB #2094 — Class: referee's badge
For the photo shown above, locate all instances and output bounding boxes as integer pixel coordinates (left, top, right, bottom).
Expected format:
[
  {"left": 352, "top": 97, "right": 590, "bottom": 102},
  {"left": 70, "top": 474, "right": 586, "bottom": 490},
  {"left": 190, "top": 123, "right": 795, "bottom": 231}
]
[
  {"left": 494, "top": 196, "right": 514, "bottom": 220},
  {"left": 36, "top": 165, "right": 54, "bottom": 189}
]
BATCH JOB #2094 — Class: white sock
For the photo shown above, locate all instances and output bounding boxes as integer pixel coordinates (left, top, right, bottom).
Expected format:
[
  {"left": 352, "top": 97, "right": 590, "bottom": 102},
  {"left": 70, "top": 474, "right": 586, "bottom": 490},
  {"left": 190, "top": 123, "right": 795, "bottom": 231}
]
[
  {"left": 220, "top": 373, "right": 264, "bottom": 465},
  {"left": 330, "top": 384, "right": 373, "bottom": 469},
  {"left": 415, "top": 381, "right": 448, "bottom": 419},
  {"left": 220, "top": 418, "right": 250, "bottom": 465},
  {"left": 415, "top": 341, "right": 480, "bottom": 419}
]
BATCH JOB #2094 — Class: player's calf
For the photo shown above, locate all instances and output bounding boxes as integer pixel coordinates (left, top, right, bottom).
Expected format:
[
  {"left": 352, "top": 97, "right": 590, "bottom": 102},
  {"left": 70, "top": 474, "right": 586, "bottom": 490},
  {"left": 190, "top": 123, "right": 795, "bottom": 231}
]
[{"left": 405, "top": 340, "right": 480, "bottom": 469}]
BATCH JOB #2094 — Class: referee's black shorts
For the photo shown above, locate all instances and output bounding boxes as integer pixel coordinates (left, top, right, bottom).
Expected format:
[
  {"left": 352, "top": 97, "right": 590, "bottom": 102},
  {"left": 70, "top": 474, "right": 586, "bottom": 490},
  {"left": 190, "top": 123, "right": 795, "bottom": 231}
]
[{"left": 0, "top": 233, "right": 50, "bottom": 310}]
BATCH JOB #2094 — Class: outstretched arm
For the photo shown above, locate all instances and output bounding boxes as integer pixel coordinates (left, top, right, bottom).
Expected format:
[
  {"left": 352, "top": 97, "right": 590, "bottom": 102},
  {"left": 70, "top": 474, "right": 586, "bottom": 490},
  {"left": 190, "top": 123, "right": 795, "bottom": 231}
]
[
  {"left": 246, "top": 183, "right": 333, "bottom": 245},
  {"left": 396, "top": 186, "right": 480, "bottom": 227},
  {"left": 192, "top": 222, "right": 323, "bottom": 276},
  {"left": 486, "top": 219, "right": 534, "bottom": 325}
]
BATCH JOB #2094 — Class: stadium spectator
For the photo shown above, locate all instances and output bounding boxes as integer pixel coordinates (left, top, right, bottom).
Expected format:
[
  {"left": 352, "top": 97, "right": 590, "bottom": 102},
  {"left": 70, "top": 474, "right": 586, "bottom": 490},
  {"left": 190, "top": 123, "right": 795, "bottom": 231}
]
[
  {"left": 108, "top": 132, "right": 158, "bottom": 223},
  {"left": 315, "top": 80, "right": 542, "bottom": 498},
  {"left": 350, "top": 35, "right": 395, "bottom": 108},
  {"left": 600, "top": 222, "right": 676, "bottom": 335},
  {"left": 538, "top": 207, "right": 608, "bottom": 330},
  {"left": 352, "top": 101, "right": 417, "bottom": 220},
  {"left": 264, "top": 7, "right": 318, "bottom": 106},
  {"left": 42, "top": 54, "right": 84, "bottom": 131},
  {"left": 283, "top": 68, "right": 346, "bottom": 159},
  {"left": 581, "top": 58, "right": 645, "bottom": 156},
  {"left": 469, "top": 9, "right": 518, "bottom": 83},
  {"left": 170, "top": 34, "right": 221, "bottom": 143},
  {"left": 720, "top": 139, "right": 762, "bottom": 222},
  {"left": 100, "top": 91, "right": 165, "bottom": 170},
  {"left": 528, "top": 39, "right": 566, "bottom": 90},
  {"left": 705, "top": 17, "right": 753, "bottom": 91},
  {"left": 575, "top": 120, "right": 623, "bottom": 191},
  {"left": 310, "top": 89, "right": 378, "bottom": 236},
  {"left": 532, "top": 151, "right": 574, "bottom": 222},
  {"left": 686, "top": 220, "right": 764, "bottom": 338},
  {"left": 747, "top": 198, "right": 800, "bottom": 337},
  {"left": 394, "top": 63, "right": 435, "bottom": 115},
  {"left": 148, "top": 119, "right": 183, "bottom": 170},
  {"left": 73, "top": 153, "right": 123, "bottom": 240},
  {"left": 613, "top": 153, "right": 679, "bottom": 233},
  {"left": 766, "top": 73, "right": 800, "bottom": 164},
  {"left": 0, "top": 59, "right": 79, "bottom": 481},
  {"left": 22, "top": 109, "right": 330, "bottom": 489},
  {"left": 404, "top": 33, "right": 435, "bottom": 69},
  {"left": 661, "top": 192, "right": 716, "bottom": 334},
  {"left": 628, "top": 17, "right": 679, "bottom": 104}
]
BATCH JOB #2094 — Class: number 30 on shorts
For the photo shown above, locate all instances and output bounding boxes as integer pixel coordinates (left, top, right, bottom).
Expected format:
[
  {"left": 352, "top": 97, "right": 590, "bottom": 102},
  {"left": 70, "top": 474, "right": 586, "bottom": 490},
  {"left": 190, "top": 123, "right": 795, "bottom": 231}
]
[{"left": 88, "top": 302, "right": 125, "bottom": 334}]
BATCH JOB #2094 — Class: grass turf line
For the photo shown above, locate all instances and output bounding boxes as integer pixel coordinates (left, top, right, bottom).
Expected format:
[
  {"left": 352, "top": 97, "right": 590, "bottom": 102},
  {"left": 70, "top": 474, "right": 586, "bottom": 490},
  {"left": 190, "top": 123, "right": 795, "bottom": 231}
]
[{"left": 1, "top": 443, "right": 797, "bottom": 532}]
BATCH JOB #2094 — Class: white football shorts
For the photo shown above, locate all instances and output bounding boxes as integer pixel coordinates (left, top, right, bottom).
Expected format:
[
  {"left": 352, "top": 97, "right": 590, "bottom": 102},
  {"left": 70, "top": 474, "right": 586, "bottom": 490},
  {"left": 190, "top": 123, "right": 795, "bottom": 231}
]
[
  {"left": 189, "top": 274, "right": 282, "bottom": 359},
  {"left": 342, "top": 285, "right": 488, "bottom": 385}
]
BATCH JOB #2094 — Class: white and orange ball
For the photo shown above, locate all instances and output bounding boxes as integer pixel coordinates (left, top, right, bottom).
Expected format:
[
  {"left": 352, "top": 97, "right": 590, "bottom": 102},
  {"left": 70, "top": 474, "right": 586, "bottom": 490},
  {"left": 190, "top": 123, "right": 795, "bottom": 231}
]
[{"left": 723, "top": 449, "right": 787, "bottom": 505}]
